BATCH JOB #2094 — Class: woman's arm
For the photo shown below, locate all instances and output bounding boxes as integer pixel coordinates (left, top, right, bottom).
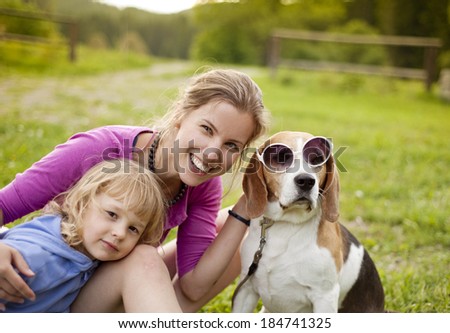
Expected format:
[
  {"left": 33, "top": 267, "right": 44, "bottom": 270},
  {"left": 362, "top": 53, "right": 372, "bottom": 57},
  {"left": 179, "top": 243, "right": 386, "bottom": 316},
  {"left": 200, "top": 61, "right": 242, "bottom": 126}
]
[
  {"left": 178, "top": 195, "right": 249, "bottom": 302},
  {"left": 0, "top": 126, "right": 142, "bottom": 224},
  {"left": 0, "top": 242, "right": 35, "bottom": 310},
  {"left": 0, "top": 131, "right": 109, "bottom": 224}
]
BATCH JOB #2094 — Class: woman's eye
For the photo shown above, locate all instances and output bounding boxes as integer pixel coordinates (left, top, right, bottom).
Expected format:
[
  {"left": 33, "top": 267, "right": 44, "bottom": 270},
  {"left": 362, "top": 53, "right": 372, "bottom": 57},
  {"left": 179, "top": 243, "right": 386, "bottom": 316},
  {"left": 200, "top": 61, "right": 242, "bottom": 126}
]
[
  {"left": 201, "top": 125, "right": 213, "bottom": 135},
  {"left": 226, "top": 142, "right": 240, "bottom": 152}
]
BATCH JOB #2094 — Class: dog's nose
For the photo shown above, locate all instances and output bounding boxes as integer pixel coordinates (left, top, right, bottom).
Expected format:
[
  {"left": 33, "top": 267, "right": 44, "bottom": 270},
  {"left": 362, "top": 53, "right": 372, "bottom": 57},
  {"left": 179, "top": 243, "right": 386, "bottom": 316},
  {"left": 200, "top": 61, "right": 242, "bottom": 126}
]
[{"left": 294, "top": 174, "right": 315, "bottom": 192}]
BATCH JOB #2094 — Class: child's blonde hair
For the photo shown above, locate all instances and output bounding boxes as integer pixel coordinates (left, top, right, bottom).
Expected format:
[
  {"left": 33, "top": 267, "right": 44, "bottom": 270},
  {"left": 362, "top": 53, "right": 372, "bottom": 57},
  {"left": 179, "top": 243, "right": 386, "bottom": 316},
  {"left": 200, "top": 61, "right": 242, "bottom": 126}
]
[{"left": 50, "top": 159, "right": 166, "bottom": 248}]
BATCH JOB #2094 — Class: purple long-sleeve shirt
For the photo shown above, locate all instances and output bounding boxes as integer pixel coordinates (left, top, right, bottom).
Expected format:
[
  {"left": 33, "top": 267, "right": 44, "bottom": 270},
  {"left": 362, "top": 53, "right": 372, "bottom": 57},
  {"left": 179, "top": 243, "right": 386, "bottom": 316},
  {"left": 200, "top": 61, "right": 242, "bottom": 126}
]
[{"left": 0, "top": 125, "right": 222, "bottom": 277}]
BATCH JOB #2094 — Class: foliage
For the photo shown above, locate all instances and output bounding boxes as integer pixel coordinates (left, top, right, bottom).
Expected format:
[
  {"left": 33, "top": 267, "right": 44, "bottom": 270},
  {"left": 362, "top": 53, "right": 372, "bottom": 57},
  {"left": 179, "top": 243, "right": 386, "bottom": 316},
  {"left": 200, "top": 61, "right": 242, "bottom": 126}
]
[
  {"left": 277, "top": 0, "right": 347, "bottom": 30},
  {"left": 0, "top": 0, "right": 59, "bottom": 37},
  {"left": 191, "top": 0, "right": 280, "bottom": 64},
  {"left": 0, "top": 39, "right": 63, "bottom": 68},
  {"left": 52, "top": 1, "right": 196, "bottom": 59},
  {"left": 0, "top": 0, "right": 63, "bottom": 65},
  {"left": 1, "top": 0, "right": 449, "bottom": 71},
  {"left": 117, "top": 31, "right": 148, "bottom": 55},
  {"left": 0, "top": 44, "right": 152, "bottom": 75},
  {"left": 329, "top": 20, "right": 388, "bottom": 65},
  {"left": 375, "top": 0, "right": 450, "bottom": 68},
  {"left": 280, "top": 19, "right": 389, "bottom": 66}
]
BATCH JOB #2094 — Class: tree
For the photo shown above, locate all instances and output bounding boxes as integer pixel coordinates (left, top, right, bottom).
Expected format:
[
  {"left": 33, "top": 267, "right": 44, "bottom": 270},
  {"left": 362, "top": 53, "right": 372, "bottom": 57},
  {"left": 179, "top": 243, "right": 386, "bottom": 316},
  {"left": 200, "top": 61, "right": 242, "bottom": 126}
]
[{"left": 376, "top": 0, "right": 450, "bottom": 68}]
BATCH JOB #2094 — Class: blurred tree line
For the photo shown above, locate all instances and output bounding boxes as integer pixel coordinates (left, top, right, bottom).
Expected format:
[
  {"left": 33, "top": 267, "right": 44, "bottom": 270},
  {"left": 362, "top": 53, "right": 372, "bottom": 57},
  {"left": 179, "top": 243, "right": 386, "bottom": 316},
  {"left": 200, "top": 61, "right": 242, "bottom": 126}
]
[{"left": 1, "top": 0, "right": 449, "bottom": 70}]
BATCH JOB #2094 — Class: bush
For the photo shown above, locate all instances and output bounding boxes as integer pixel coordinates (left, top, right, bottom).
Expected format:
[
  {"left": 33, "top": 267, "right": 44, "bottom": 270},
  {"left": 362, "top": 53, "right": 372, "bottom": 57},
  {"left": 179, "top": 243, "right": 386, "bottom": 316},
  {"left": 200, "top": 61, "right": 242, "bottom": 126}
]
[{"left": 280, "top": 20, "right": 389, "bottom": 66}]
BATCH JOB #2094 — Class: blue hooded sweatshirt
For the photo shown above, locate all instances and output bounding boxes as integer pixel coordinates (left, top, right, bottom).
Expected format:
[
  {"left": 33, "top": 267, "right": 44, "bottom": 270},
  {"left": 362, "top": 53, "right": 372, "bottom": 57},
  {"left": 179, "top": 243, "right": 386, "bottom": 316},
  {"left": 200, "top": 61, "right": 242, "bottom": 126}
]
[{"left": 0, "top": 215, "right": 98, "bottom": 312}]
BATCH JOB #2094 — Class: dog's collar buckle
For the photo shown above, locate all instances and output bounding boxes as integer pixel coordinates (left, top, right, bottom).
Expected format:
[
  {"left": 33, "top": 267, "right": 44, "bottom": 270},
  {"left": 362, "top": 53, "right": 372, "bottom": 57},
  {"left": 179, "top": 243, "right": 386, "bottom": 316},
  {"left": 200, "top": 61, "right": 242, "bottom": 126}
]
[
  {"left": 255, "top": 217, "right": 274, "bottom": 255},
  {"left": 259, "top": 217, "right": 275, "bottom": 239}
]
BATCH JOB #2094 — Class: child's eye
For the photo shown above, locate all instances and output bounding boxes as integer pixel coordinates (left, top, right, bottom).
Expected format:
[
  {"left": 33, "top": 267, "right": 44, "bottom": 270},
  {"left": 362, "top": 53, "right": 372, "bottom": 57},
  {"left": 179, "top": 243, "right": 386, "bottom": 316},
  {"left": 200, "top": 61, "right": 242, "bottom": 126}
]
[
  {"left": 106, "top": 211, "right": 117, "bottom": 219},
  {"left": 129, "top": 226, "right": 140, "bottom": 234}
]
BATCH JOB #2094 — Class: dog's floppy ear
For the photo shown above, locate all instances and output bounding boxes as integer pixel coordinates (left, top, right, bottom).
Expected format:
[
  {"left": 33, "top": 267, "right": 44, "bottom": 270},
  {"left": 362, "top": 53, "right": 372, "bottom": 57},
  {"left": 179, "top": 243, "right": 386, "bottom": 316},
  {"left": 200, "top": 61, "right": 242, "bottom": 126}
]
[
  {"left": 242, "top": 152, "right": 268, "bottom": 218},
  {"left": 322, "top": 155, "right": 340, "bottom": 222}
]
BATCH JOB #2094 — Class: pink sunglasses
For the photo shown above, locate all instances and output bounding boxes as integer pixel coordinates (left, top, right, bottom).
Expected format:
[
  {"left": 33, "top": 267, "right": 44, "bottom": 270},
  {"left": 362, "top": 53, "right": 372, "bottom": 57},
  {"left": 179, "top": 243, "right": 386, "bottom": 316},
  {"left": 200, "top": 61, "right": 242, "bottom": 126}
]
[{"left": 256, "top": 136, "right": 333, "bottom": 173}]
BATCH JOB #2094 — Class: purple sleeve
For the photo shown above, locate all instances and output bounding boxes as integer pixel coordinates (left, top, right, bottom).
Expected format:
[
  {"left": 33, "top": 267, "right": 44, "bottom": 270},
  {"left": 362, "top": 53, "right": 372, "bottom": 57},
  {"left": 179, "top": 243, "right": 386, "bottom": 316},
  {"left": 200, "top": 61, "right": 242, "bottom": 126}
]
[
  {"left": 0, "top": 126, "right": 144, "bottom": 225},
  {"left": 176, "top": 177, "right": 222, "bottom": 278}
]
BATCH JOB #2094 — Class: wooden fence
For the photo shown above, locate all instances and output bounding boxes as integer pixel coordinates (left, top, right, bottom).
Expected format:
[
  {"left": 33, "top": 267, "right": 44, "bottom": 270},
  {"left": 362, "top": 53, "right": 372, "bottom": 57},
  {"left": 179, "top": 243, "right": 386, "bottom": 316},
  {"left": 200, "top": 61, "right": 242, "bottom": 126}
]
[
  {"left": 269, "top": 29, "right": 442, "bottom": 91},
  {"left": 0, "top": 8, "right": 77, "bottom": 62}
]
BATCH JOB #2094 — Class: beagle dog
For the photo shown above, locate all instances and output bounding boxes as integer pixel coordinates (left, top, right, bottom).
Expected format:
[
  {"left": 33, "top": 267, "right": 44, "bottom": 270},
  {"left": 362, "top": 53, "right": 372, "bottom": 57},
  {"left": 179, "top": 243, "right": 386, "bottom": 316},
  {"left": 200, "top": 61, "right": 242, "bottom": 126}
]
[{"left": 232, "top": 131, "right": 384, "bottom": 313}]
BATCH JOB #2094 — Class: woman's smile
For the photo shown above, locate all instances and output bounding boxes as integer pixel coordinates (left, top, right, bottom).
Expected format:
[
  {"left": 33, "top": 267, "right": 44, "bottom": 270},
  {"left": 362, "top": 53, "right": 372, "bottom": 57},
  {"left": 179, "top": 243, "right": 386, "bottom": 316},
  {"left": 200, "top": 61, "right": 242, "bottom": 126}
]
[{"left": 190, "top": 154, "right": 210, "bottom": 174}]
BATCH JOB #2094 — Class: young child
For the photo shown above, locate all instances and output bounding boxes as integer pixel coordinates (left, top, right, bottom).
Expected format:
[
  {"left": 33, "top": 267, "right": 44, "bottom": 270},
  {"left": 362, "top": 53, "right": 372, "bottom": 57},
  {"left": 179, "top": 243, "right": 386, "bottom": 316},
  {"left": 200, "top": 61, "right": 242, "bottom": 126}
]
[{"left": 0, "top": 159, "right": 166, "bottom": 312}]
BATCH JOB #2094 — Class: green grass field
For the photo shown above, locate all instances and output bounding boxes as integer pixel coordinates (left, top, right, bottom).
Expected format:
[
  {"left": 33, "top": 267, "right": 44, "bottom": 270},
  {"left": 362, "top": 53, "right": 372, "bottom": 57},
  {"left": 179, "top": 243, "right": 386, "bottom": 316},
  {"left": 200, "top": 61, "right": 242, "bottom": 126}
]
[{"left": 0, "top": 46, "right": 449, "bottom": 312}]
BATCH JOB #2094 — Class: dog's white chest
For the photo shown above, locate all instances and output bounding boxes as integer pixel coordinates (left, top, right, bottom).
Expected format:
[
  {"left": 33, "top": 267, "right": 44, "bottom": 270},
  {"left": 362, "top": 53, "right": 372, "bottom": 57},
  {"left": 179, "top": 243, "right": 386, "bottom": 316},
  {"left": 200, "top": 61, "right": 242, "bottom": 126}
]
[{"left": 240, "top": 220, "right": 339, "bottom": 312}]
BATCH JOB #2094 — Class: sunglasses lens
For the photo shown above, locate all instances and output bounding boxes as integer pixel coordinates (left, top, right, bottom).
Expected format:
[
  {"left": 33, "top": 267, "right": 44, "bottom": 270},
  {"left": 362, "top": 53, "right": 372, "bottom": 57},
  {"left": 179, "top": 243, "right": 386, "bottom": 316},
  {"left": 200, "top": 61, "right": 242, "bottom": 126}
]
[
  {"left": 303, "top": 137, "right": 332, "bottom": 167},
  {"left": 262, "top": 144, "right": 294, "bottom": 172}
]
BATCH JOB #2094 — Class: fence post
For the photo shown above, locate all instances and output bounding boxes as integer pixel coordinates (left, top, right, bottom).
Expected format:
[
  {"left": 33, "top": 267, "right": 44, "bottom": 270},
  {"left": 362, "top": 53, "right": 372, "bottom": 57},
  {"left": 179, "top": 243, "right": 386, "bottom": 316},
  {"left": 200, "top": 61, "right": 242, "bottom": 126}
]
[
  {"left": 424, "top": 46, "right": 439, "bottom": 92},
  {"left": 68, "top": 21, "right": 78, "bottom": 62},
  {"left": 269, "top": 35, "right": 280, "bottom": 79}
]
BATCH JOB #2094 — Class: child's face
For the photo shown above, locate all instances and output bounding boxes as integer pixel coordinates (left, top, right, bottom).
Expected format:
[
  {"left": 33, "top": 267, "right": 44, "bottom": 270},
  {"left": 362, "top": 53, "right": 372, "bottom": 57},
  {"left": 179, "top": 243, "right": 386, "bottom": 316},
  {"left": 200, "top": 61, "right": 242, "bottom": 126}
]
[
  {"left": 80, "top": 192, "right": 148, "bottom": 261},
  {"left": 174, "top": 101, "right": 255, "bottom": 187}
]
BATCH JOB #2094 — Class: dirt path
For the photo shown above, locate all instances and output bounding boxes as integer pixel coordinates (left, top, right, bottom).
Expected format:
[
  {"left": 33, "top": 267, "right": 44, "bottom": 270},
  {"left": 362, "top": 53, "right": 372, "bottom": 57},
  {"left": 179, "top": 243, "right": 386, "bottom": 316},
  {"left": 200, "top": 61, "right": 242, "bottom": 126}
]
[
  {"left": 0, "top": 61, "right": 264, "bottom": 127},
  {"left": 0, "top": 61, "right": 199, "bottom": 126}
]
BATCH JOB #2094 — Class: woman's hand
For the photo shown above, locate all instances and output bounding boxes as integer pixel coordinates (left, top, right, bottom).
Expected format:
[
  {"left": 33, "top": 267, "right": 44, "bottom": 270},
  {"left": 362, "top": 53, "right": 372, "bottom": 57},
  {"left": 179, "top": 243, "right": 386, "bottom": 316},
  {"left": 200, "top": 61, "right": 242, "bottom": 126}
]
[{"left": 0, "top": 242, "right": 35, "bottom": 310}]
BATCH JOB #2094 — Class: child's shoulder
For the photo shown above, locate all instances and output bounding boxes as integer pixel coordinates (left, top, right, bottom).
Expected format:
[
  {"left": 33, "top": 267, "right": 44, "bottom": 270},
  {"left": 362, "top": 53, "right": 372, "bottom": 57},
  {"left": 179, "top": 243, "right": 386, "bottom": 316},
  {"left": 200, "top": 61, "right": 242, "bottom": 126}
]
[
  {"left": 4, "top": 214, "right": 62, "bottom": 235},
  {"left": 1, "top": 214, "right": 95, "bottom": 289}
]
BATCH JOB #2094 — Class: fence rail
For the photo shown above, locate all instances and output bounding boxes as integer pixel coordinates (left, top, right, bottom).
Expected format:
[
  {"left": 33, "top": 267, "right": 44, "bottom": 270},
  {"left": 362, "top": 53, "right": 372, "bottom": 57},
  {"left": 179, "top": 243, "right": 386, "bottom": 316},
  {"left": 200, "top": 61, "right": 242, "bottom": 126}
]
[
  {"left": 0, "top": 8, "right": 77, "bottom": 62},
  {"left": 269, "top": 29, "right": 442, "bottom": 91}
]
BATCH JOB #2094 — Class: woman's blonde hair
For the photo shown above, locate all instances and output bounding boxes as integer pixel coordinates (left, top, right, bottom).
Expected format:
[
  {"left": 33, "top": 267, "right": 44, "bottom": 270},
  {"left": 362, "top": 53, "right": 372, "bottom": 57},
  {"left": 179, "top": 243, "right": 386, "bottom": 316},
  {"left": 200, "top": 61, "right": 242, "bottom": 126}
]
[
  {"left": 49, "top": 159, "right": 166, "bottom": 248},
  {"left": 157, "top": 68, "right": 270, "bottom": 148}
]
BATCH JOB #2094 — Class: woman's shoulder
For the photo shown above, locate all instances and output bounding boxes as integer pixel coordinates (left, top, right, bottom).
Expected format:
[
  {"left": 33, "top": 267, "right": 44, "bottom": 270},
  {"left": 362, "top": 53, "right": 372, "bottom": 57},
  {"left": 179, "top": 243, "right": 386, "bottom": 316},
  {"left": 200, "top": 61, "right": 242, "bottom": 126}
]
[
  {"left": 61, "top": 125, "right": 154, "bottom": 160},
  {"left": 73, "top": 125, "right": 153, "bottom": 142}
]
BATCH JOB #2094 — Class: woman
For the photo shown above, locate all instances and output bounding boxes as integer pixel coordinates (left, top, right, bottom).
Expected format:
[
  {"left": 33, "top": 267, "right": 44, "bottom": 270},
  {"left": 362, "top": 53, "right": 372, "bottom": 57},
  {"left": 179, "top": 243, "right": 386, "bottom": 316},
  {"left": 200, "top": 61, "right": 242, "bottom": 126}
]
[{"left": 0, "top": 68, "right": 270, "bottom": 312}]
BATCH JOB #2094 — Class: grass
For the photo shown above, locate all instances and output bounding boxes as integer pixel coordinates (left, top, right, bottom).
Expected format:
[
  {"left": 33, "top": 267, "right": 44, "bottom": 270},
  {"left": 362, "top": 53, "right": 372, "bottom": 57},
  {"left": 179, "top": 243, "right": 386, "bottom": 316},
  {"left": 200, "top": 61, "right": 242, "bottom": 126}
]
[
  {"left": 0, "top": 41, "right": 154, "bottom": 77},
  {"left": 0, "top": 45, "right": 449, "bottom": 312}
]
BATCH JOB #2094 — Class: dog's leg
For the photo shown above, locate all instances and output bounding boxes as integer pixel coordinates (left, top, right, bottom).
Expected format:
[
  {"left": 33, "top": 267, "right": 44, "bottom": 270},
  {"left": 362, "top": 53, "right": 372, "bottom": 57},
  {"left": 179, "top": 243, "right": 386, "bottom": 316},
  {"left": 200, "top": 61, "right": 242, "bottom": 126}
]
[
  {"left": 232, "top": 283, "right": 260, "bottom": 313},
  {"left": 310, "top": 285, "right": 340, "bottom": 313}
]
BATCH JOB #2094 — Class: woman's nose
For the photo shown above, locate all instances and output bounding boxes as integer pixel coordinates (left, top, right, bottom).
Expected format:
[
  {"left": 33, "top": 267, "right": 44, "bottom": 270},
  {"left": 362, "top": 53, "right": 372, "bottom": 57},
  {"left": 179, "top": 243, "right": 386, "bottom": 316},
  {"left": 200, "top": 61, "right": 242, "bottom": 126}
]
[
  {"left": 204, "top": 146, "right": 220, "bottom": 160},
  {"left": 203, "top": 145, "right": 224, "bottom": 164}
]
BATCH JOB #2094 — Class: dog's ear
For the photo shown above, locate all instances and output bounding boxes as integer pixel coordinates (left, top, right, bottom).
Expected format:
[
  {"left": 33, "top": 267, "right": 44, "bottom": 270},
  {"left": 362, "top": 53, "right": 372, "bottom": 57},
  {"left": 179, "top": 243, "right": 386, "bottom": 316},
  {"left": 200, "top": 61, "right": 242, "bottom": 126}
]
[
  {"left": 322, "top": 155, "right": 340, "bottom": 222},
  {"left": 242, "top": 152, "right": 268, "bottom": 218}
]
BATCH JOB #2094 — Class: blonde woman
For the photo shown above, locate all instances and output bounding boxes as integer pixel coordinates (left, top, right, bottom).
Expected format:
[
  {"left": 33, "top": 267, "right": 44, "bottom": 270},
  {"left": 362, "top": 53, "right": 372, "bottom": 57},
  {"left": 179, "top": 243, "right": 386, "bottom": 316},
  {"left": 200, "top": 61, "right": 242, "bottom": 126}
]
[
  {"left": 0, "top": 69, "right": 270, "bottom": 312},
  {"left": 0, "top": 159, "right": 173, "bottom": 312}
]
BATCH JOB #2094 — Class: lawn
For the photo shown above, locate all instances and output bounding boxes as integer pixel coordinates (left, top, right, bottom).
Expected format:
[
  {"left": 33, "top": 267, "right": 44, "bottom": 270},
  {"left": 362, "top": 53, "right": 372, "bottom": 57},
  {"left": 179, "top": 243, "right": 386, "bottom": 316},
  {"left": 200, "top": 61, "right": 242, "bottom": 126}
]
[{"left": 0, "top": 47, "right": 449, "bottom": 312}]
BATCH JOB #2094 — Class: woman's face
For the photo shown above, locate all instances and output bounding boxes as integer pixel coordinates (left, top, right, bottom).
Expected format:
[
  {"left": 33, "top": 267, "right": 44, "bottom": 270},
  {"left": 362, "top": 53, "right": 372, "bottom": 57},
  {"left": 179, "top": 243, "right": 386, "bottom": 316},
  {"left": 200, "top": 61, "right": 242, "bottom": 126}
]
[{"left": 174, "top": 101, "right": 255, "bottom": 187}]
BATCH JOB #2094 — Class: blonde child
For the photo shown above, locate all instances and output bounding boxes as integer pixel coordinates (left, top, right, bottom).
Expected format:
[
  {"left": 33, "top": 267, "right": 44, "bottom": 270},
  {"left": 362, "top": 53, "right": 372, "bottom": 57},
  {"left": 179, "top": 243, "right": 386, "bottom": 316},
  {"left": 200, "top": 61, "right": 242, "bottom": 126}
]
[{"left": 0, "top": 159, "right": 168, "bottom": 312}]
